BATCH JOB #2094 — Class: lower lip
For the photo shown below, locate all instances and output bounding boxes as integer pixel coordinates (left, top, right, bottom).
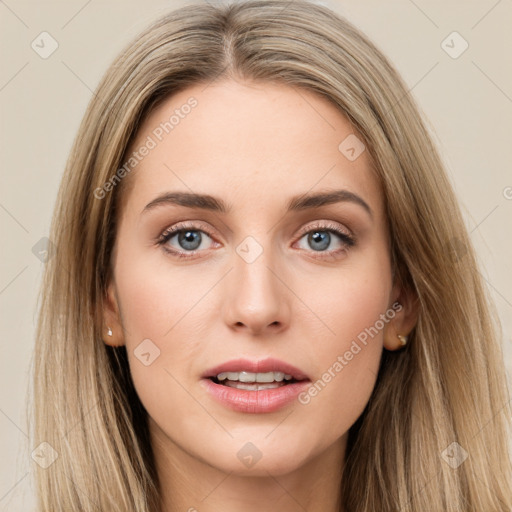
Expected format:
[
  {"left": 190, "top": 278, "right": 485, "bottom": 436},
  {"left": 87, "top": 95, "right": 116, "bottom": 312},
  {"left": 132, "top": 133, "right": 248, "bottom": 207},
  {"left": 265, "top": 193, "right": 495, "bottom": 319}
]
[{"left": 201, "top": 378, "right": 310, "bottom": 413}]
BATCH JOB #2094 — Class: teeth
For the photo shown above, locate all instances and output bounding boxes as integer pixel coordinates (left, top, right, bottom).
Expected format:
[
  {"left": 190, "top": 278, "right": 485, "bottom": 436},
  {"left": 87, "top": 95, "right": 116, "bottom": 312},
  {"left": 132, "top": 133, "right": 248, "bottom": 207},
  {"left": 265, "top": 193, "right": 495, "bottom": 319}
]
[
  {"left": 224, "top": 381, "right": 285, "bottom": 390},
  {"left": 216, "top": 371, "right": 293, "bottom": 383}
]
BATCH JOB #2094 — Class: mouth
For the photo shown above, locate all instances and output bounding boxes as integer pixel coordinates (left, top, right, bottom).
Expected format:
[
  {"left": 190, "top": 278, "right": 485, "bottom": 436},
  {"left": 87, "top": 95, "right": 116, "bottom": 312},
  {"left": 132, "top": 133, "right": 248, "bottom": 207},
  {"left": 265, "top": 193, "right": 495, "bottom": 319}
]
[{"left": 201, "top": 358, "right": 311, "bottom": 413}]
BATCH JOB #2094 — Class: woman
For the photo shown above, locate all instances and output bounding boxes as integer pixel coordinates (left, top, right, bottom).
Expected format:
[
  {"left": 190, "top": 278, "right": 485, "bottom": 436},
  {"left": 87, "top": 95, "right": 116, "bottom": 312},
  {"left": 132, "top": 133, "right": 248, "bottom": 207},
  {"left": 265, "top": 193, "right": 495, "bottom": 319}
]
[{"left": 32, "top": 0, "right": 512, "bottom": 510}]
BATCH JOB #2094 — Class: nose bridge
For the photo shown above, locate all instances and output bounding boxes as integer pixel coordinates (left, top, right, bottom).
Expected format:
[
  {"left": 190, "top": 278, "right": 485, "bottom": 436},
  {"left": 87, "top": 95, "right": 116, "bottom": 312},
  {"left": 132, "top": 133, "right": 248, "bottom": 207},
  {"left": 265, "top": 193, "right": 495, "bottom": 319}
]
[
  {"left": 235, "top": 233, "right": 280, "bottom": 301},
  {"left": 225, "top": 233, "right": 288, "bottom": 332}
]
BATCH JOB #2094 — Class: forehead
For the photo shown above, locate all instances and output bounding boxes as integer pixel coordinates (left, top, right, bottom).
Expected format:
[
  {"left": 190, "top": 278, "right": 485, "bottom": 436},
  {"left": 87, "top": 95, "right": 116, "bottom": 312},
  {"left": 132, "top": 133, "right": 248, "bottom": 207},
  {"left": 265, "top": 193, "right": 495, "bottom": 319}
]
[{"left": 121, "top": 79, "right": 383, "bottom": 219}]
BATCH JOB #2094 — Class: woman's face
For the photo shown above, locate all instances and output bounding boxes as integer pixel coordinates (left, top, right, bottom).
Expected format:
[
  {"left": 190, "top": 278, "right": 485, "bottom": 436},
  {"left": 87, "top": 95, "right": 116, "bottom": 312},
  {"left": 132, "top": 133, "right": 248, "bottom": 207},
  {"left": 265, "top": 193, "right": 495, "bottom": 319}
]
[{"left": 105, "top": 78, "right": 404, "bottom": 476}]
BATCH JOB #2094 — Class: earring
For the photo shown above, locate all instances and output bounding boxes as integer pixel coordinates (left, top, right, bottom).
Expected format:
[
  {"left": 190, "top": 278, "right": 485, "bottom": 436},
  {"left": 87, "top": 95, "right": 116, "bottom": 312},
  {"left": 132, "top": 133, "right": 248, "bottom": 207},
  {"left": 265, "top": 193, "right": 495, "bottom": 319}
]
[
  {"left": 107, "top": 327, "right": 113, "bottom": 337},
  {"left": 397, "top": 334, "right": 408, "bottom": 346}
]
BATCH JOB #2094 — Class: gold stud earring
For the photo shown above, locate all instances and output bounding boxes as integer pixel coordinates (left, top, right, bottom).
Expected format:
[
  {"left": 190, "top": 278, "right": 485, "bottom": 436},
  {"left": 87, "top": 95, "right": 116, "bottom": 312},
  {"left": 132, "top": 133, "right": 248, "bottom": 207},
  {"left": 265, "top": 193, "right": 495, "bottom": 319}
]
[
  {"left": 397, "top": 334, "right": 408, "bottom": 346},
  {"left": 107, "top": 327, "right": 113, "bottom": 337}
]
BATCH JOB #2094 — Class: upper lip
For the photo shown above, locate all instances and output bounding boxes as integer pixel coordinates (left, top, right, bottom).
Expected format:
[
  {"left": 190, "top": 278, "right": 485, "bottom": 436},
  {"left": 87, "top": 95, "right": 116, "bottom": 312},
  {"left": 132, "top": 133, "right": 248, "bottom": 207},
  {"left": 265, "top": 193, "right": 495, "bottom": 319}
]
[{"left": 202, "top": 357, "right": 310, "bottom": 381}]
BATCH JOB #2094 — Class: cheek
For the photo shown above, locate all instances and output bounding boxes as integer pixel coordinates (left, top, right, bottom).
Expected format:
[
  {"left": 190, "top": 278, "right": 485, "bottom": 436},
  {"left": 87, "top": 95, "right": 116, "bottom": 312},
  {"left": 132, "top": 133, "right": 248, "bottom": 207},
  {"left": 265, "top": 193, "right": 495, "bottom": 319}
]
[
  {"left": 115, "top": 259, "right": 218, "bottom": 457},
  {"left": 294, "top": 249, "right": 392, "bottom": 436},
  {"left": 113, "top": 248, "right": 222, "bottom": 422},
  {"left": 308, "top": 291, "right": 387, "bottom": 415},
  {"left": 114, "top": 243, "right": 218, "bottom": 341}
]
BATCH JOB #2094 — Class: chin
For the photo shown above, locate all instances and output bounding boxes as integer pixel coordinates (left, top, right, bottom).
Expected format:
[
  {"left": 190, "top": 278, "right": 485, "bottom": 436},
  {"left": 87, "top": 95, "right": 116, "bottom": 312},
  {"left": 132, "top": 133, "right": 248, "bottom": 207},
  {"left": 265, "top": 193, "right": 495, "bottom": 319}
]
[
  {"left": 199, "top": 433, "right": 317, "bottom": 477},
  {"left": 215, "top": 451, "right": 310, "bottom": 477}
]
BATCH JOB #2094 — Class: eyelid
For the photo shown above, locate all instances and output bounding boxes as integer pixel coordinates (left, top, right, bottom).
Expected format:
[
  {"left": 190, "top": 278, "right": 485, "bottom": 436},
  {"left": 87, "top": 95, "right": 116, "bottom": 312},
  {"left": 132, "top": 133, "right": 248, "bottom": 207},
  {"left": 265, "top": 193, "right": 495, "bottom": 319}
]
[
  {"left": 295, "top": 220, "right": 353, "bottom": 240},
  {"left": 157, "top": 220, "right": 217, "bottom": 242}
]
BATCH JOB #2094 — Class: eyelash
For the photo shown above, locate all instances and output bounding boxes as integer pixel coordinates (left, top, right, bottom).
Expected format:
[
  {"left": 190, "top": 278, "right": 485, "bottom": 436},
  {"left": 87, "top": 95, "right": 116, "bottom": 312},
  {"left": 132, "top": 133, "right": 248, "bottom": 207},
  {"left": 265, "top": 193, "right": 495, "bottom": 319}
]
[{"left": 156, "top": 221, "right": 356, "bottom": 260}]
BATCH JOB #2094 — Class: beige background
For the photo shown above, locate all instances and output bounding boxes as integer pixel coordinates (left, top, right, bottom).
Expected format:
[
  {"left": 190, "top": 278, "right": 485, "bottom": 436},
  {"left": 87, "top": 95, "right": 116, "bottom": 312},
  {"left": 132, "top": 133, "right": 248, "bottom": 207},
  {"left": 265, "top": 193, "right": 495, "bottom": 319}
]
[{"left": 1, "top": 0, "right": 511, "bottom": 509}]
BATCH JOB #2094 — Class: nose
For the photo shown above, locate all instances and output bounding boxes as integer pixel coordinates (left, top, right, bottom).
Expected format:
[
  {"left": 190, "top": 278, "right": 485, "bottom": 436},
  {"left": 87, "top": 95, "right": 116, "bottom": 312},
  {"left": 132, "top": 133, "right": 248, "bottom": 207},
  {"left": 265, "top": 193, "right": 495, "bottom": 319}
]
[{"left": 223, "top": 243, "right": 290, "bottom": 336}]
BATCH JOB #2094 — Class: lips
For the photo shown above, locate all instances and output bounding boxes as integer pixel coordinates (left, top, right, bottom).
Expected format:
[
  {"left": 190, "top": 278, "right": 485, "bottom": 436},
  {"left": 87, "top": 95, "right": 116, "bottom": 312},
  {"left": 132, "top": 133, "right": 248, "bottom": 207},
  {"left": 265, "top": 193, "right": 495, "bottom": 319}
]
[
  {"left": 200, "top": 357, "right": 311, "bottom": 413},
  {"left": 202, "top": 357, "right": 310, "bottom": 381}
]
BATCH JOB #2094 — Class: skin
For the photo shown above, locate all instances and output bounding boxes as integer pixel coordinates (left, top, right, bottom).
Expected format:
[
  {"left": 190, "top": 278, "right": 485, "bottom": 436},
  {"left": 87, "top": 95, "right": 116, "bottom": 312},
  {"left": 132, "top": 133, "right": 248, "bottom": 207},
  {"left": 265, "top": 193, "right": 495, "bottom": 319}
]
[{"left": 103, "top": 78, "right": 417, "bottom": 512}]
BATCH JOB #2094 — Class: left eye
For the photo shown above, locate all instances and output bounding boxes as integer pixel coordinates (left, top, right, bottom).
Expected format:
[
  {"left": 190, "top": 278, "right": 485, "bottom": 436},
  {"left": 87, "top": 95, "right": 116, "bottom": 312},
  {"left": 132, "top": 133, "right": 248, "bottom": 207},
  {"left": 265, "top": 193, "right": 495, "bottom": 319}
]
[
  {"left": 294, "top": 220, "right": 357, "bottom": 256},
  {"left": 296, "top": 228, "right": 354, "bottom": 252}
]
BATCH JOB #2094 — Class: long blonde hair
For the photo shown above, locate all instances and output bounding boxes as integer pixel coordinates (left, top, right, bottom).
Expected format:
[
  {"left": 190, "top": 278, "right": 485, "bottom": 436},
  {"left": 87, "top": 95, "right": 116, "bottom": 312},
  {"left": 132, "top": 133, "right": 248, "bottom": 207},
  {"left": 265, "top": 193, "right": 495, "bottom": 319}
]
[{"left": 31, "top": 1, "right": 512, "bottom": 510}]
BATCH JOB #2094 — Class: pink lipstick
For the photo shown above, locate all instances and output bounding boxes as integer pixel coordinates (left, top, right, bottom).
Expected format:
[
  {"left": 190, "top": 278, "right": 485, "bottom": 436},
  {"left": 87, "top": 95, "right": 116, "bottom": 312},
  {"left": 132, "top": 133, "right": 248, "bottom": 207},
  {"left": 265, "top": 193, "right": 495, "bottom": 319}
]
[{"left": 201, "top": 357, "right": 311, "bottom": 413}]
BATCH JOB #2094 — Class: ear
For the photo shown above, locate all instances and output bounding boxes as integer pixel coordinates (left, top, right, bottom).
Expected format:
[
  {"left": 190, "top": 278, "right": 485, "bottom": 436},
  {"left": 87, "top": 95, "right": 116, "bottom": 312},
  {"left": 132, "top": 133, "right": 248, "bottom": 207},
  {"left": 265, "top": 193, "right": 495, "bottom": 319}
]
[
  {"left": 102, "top": 279, "right": 125, "bottom": 347},
  {"left": 383, "top": 281, "right": 419, "bottom": 351}
]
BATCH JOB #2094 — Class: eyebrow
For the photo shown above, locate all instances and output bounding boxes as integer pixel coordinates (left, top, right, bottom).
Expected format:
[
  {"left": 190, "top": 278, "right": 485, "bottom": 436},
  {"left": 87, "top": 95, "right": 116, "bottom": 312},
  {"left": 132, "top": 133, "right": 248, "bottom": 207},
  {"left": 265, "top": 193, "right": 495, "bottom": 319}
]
[{"left": 142, "top": 189, "right": 373, "bottom": 218}]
